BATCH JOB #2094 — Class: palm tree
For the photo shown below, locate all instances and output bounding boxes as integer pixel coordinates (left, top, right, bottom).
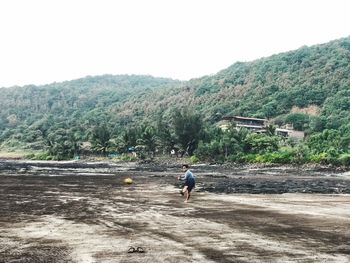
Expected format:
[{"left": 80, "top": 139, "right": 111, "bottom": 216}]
[
  {"left": 137, "top": 125, "right": 158, "bottom": 157},
  {"left": 91, "top": 124, "right": 112, "bottom": 156},
  {"left": 266, "top": 124, "right": 276, "bottom": 136}
]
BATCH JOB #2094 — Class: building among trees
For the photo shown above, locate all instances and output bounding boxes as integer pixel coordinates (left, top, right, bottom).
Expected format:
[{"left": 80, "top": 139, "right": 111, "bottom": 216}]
[{"left": 220, "top": 116, "right": 304, "bottom": 139}]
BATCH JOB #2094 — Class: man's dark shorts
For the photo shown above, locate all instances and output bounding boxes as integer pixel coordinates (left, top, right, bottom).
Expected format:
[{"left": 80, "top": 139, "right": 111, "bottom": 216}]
[{"left": 185, "top": 177, "right": 195, "bottom": 192}]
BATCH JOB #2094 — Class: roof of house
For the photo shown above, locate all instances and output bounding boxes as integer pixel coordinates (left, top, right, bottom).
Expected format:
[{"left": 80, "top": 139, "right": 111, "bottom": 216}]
[{"left": 222, "top": 116, "right": 267, "bottom": 122}]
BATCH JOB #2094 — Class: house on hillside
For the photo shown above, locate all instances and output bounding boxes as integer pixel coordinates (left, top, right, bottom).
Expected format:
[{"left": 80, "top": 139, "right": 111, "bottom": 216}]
[
  {"left": 275, "top": 128, "right": 305, "bottom": 140},
  {"left": 219, "top": 116, "right": 305, "bottom": 140},
  {"left": 220, "top": 116, "right": 268, "bottom": 133}
]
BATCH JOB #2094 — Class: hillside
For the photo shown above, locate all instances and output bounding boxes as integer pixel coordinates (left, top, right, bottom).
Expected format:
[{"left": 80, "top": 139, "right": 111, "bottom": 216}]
[
  {"left": 102, "top": 36, "right": 350, "bottom": 131},
  {"left": 0, "top": 37, "right": 349, "bottom": 162},
  {"left": 0, "top": 75, "right": 180, "bottom": 153}
]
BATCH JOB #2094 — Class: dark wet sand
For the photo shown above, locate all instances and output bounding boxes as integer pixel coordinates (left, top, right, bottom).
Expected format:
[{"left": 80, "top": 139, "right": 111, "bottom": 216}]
[{"left": 1, "top": 161, "right": 350, "bottom": 262}]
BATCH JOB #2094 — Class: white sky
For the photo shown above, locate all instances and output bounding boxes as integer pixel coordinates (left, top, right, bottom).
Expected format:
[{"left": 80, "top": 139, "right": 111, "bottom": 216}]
[{"left": 0, "top": 0, "right": 349, "bottom": 87}]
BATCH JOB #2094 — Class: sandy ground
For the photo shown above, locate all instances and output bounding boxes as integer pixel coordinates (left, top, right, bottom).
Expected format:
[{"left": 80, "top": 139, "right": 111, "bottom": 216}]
[{"left": 0, "top": 161, "right": 350, "bottom": 262}]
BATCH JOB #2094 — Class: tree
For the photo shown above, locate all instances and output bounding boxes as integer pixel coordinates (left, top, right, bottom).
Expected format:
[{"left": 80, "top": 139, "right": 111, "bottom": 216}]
[
  {"left": 90, "top": 123, "right": 112, "bottom": 155},
  {"left": 285, "top": 113, "right": 310, "bottom": 131},
  {"left": 156, "top": 117, "right": 173, "bottom": 154},
  {"left": 266, "top": 124, "right": 276, "bottom": 136},
  {"left": 245, "top": 133, "right": 279, "bottom": 153},
  {"left": 171, "top": 109, "right": 203, "bottom": 156},
  {"left": 137, "top": 125, "right": 158, "bottom": 157},
  {"left": 47, "top": 128, "right": 76, "bottom": 159},
  {"left": 121, "top": 127, "right": 139, "bottom": 153}
]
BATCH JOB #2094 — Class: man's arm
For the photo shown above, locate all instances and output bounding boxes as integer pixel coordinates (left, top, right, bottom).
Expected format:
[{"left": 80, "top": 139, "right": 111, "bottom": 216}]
[{"left": 178, "top": 172, "right": 187, "bottom": 181}]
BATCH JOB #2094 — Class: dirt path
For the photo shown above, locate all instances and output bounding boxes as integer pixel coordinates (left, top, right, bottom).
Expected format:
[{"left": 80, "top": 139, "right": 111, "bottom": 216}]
[{"left": 0, "top": 161, "right": 350, "bottom": 262}]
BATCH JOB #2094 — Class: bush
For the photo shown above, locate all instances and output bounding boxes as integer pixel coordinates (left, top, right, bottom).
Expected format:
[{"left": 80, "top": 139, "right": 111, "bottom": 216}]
[
  {"left": 195, "top": 141, "right": 223, "bottom": 162},
  {"left": 25, "top": 153, "right": 35, "bottom": 159},
  {"left": 227, "top": 153, "right": 247, "bottom": 163},
  {"left": 254, "top": 151, "right": 294, "bottom": 164},
  {"left": 28, "top": 152, "right": 53, "bottom": 160},
  {"left": 119, "top": 154, "right": 137, "bottom": 162},
  {"left": 293, "top": 145, "right": 309, "bottom": 164},
  {"left": 338, "top": 153, "right": 350, "bottom": 166},
  {"left": 242, "top": 154, "right": 257, "bottom": 163},
  {"left": 271, "top": 151, "right": 295, "bottom": 163},
  {"left": 190, "top": 155, "right": 199, "bottom": 163},
  {"left": 308, "top": 152, "right": 329, "bottom": 164},
  {"left": 245, "top": 133, "right": 279, "bottom": 153}
]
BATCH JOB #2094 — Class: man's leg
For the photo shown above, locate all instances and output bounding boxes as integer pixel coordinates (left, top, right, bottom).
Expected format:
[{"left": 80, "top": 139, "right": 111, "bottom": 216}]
[
  {"left": 185, "top": 183, "right": 194, "bottom": 202},
  {"left": 182, "top": 185, "right": 189, "bottom": 202},
  {"left": 184, "top": 190, "right": 189, "bottom": 202}
]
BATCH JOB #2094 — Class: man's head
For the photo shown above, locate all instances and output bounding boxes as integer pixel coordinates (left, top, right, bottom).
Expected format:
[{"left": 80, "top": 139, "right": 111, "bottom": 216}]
[{"left": 182, "top": 164, "right": 189, "bottom": 171}]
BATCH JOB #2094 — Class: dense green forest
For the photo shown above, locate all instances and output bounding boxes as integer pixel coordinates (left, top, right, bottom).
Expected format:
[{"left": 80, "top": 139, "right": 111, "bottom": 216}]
[{"left": 0, "top": 37, "right": 350, "bottom": 165}]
